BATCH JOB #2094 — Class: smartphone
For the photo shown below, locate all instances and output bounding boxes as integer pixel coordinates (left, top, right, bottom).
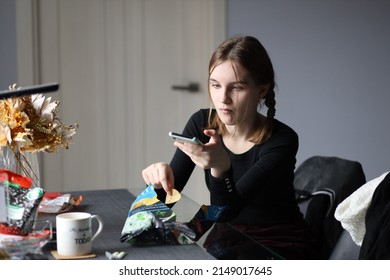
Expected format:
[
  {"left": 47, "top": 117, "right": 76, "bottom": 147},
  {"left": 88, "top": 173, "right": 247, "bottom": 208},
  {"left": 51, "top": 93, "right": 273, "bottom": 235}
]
[{"left": 168, "top": 131, "right": 203, "bottom": 145}]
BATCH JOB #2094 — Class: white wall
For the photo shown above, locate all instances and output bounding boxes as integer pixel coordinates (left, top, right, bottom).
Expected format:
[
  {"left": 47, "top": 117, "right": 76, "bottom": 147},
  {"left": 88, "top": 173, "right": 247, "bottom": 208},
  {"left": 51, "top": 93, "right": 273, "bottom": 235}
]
[{"left": 228, "top": 0, "right": 390, "bottom": 181}]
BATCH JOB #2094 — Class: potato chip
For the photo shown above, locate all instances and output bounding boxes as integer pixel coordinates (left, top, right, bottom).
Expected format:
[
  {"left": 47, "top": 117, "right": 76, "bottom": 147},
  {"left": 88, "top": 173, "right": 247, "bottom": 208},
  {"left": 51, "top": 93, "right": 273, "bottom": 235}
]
[{"left": 165, "top": 189, "right": 181, "bottom": 204}]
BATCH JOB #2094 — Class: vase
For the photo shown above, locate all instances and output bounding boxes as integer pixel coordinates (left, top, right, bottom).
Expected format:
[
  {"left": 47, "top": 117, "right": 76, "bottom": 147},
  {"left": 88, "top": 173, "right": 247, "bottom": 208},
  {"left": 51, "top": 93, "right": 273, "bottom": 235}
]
[{"left": 0, "top": 146, "right": 41, "bottom": 188}]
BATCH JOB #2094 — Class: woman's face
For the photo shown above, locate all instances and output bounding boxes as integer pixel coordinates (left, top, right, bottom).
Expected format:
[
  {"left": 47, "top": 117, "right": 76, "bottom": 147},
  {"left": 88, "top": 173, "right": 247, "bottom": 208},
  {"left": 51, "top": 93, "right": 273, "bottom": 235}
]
[{"left": 209, "top": 61, "right": 264, "bottom": 127}]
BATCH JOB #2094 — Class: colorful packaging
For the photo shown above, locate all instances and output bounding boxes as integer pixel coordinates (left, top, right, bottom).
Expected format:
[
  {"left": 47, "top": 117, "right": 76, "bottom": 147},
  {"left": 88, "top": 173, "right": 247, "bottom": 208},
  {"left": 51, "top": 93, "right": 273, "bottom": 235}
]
[
  {"left": 0, "top": 169, "right": 45, "bottom": 236},
  {"left": 120, "top": 185, "right": 178, "bottom": 244},
  {"left": 120, "top": 185, "right": 226, "bottom": 245},
  {"left": 0, "top": 177, "right": 7, "bottom": 223}
]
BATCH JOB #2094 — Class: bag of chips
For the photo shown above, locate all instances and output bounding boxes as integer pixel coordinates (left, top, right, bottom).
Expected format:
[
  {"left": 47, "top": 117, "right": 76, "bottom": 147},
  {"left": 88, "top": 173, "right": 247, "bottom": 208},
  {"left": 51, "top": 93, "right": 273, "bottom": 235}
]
[
  {"left": 120, "top": 185, "right": 226, "bottom": 245},
  {"left": 0, "top": 169, "right": 45, "bottom": 236}
]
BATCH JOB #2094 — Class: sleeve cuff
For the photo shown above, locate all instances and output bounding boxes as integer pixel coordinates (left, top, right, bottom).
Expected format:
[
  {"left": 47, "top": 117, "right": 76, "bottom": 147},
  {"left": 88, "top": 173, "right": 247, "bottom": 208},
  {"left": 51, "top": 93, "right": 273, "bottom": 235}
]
[{"left": 209, "top": 168, "right": 236, "bottom": 205}]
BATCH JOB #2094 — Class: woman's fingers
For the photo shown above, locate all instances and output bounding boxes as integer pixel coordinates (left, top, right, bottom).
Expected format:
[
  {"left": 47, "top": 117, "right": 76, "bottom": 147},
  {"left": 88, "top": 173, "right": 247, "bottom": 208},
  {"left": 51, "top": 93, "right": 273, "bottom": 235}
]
[{"left": 142, "top": 162, "right": 174, "bottom": 196}]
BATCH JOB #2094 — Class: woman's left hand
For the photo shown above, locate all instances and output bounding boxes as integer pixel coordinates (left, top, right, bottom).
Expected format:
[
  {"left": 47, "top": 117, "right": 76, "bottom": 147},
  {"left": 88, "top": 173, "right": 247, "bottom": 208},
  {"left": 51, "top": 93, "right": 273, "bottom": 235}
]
[{"left": 174, "top": 129, "right": 230, "bottom": 178}]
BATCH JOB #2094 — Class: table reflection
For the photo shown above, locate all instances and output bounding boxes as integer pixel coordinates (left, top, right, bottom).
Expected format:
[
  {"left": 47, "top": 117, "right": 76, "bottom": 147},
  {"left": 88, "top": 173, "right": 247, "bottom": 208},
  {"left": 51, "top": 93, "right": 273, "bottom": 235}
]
[
  {"left": 32, "top": 188, "right": 283, "bottom": 260},
  {"left": 201, "top": 222, "right": 284, "bottom": 260},
  {"left": 169, "top": 189, "right": 284, "bottom": 260}
]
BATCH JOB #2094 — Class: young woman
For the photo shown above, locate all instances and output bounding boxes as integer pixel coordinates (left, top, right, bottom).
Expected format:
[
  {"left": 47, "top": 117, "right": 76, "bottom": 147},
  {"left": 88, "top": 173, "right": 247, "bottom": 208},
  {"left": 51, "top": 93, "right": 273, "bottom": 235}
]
[{"left": 142, "top": 36, "right": 319, "bottom": 259}]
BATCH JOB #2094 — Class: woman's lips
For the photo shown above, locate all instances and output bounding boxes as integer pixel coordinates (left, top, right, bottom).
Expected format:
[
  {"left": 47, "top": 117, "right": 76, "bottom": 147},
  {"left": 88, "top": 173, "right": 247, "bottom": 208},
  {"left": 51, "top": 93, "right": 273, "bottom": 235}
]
[{"left": 219, "top": 108, "right": 233, "bottom": 114}]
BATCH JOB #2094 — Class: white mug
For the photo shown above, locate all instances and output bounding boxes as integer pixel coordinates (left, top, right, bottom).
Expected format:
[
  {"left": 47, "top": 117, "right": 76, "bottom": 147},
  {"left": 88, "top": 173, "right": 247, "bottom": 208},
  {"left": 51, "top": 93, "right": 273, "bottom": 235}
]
[{"left": 56, "top": 212, "right": 104, "bottom": 256}]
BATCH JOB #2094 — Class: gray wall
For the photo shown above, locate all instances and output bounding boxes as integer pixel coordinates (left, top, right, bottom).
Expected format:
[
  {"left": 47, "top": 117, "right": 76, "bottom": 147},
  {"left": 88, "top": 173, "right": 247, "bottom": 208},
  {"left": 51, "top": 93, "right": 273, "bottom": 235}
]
[
  {"left": 0, "top": 0, "right": 17, "bottom": 89},
  {"left": 228, "top": 0, "right": 390, "bottom": 181},
  {"left": 2, "top": 1, "right": 389, "bottom": 182}
]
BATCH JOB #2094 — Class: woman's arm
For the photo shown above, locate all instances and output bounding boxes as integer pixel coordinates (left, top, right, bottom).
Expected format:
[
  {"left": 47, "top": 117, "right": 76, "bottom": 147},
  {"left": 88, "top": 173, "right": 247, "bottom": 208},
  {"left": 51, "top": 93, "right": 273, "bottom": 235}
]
[
  {"left": 208, "top": 124, "right": 298, "bottom": 219},
  {"left": 169, "top": 109, "right": 210, "bottom": 191}
]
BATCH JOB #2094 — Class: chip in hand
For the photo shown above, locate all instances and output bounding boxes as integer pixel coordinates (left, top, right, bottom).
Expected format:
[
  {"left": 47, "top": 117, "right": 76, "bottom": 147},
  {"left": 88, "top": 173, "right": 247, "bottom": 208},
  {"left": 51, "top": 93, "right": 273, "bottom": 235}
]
[{"left": 165, "top": 189, "right": 181, "bottom": 204}]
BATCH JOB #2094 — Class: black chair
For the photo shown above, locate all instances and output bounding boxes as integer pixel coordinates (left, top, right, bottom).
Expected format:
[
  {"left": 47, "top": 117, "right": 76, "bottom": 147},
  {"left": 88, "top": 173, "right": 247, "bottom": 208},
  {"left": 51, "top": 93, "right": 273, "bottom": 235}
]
[
  {"left": 329, "top": 229, "right": 360, "bottom": 260},
  {"left": 294, "top": 156, "right": 366, "bottom": 259}
]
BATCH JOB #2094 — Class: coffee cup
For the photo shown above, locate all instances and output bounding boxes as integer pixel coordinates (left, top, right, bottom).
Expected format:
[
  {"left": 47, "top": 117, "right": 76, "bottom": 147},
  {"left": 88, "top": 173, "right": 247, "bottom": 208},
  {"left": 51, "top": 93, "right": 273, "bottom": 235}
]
[{"left": 56, "top": 212, "right": 103, "bottom": 256}]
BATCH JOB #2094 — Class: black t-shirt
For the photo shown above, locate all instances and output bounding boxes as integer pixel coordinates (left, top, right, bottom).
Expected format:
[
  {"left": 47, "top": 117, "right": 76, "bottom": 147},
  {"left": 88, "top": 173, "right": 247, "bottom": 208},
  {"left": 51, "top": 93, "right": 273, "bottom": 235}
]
[{"left": 169, "top": 109, "right": 304, "bottom": 226}]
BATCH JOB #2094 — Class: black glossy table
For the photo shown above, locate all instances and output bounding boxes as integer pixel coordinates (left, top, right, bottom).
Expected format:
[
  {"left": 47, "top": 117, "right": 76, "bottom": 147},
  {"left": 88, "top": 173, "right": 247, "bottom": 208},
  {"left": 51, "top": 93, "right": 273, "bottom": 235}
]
[
  {"left": 39, "top": 188, "right": 283, "bottom": 260},
  {"left": 39, "top": 189, "right": 215, "bottom": 260}
]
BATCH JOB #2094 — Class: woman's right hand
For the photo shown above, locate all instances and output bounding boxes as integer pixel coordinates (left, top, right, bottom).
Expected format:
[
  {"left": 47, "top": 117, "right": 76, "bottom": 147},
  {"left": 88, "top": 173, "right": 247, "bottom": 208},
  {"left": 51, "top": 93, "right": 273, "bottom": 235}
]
[{"left": 141, "top": 162, "right": 174, "bottom": 196}]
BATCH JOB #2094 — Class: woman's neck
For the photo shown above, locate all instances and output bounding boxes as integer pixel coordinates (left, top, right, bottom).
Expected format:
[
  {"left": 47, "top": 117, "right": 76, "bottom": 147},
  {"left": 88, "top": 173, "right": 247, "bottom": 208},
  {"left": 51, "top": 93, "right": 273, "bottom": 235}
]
[
  {"left": 223, "top": 113, "right": 265, "bottom": 154},
  {"left": 225, "top": 113, "right": 264, "bottom": 139}
]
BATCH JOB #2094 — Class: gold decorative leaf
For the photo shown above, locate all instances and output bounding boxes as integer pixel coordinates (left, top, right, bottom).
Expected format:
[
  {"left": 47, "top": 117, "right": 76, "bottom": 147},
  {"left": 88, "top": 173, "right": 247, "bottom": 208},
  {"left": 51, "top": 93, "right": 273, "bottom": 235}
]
[{"left": 0, "top": 85, "right": 78, "bottom": 153}]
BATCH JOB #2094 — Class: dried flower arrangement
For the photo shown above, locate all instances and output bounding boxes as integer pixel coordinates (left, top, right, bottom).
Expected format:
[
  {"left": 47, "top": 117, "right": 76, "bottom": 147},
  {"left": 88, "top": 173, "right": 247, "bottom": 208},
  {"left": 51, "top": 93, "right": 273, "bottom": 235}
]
[{"left": 0, "top": 84, "right": 78, "bottom": 182}]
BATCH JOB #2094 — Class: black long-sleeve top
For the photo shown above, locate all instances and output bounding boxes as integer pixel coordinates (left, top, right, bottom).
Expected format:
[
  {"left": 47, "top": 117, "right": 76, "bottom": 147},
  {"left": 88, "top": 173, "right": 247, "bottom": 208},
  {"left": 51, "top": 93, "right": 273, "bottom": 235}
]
[{"left": 168, "top": 109, "right": 305, "bottom": 226}]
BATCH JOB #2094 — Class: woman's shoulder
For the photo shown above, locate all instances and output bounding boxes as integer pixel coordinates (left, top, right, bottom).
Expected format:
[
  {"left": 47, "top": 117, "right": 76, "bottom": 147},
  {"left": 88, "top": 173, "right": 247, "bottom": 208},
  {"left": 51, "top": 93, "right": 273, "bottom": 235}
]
[
  {"left": 273, "top": 118, "right": 297, "bottom": 133},
  {"left": 271, "top": 118, "right": 299, "bottom": 142},
  {"left": 255, "top": 119, "right": 298, "bottom": 155}
]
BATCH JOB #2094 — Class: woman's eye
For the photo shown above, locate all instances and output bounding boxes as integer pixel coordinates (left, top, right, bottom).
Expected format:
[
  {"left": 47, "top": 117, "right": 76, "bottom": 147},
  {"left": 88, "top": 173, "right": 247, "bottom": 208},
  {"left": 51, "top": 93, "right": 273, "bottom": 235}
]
[{"left": 210, "top": 84, "right": 220, "bottom": 89}]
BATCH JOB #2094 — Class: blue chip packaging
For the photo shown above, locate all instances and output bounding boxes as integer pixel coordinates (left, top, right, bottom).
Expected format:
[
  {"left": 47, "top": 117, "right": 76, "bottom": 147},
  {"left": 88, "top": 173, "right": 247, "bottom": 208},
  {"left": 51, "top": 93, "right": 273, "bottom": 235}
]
[
  {"left": 120, "top": 185, "right": 178, "bottom": 244},
  {"left": 120, "top": 185, "right": 226, "bottom": 245}
]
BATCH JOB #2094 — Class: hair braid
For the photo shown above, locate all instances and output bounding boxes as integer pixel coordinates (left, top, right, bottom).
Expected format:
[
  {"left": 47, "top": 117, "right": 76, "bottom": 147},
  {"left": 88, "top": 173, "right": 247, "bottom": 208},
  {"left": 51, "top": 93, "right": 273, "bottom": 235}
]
[{"left": 265, "top": 89, "right": 276, "bottom": 118}]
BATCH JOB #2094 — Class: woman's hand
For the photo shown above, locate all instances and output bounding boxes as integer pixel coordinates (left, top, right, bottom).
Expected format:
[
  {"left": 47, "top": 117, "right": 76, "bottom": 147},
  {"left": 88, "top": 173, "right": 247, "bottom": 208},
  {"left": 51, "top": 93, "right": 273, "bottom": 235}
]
[
  {"left": 174, "top": 129, "right": 231, "bottom": 178},
  {"left": 142, "top": 162, "right": 174, "bottom": 195}
]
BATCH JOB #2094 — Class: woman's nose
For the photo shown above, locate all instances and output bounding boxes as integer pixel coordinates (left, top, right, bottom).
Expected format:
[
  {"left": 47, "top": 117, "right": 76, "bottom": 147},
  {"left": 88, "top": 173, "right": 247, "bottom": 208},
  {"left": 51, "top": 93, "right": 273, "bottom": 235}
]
[{"left": 220, "top": 88, "right": 232, "bottom": 104}]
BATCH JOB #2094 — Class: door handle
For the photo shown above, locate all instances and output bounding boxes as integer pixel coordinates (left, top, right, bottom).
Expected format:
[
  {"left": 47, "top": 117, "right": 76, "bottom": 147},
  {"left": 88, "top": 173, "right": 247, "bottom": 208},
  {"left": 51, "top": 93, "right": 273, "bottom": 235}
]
[{"left": 171, "top": 82, "right": 199, "bottom": 93}]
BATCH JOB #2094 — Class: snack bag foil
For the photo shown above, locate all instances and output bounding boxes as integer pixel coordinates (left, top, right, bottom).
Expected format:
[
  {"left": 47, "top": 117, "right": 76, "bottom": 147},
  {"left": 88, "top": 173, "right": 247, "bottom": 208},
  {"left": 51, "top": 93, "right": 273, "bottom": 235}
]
[
  {"left": 120, "top": 185, "right": 226, "bottom": 245},
  {"left": 0, "top": 169, "right": 45, "bottom": 236}
]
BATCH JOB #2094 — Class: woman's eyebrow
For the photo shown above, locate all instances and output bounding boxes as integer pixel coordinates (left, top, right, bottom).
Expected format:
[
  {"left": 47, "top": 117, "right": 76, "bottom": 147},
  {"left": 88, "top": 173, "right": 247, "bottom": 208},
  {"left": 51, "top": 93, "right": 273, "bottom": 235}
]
[{"left": 209, "top": 78, "right": 248, "bottom": 85}]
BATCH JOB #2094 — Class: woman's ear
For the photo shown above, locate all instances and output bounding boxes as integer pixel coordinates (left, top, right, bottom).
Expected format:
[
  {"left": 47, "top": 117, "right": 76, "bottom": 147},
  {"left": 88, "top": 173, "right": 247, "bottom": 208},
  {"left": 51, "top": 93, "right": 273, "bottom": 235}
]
[{"left": 258, "top": 84, "right": 270, "bottom": 100}]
